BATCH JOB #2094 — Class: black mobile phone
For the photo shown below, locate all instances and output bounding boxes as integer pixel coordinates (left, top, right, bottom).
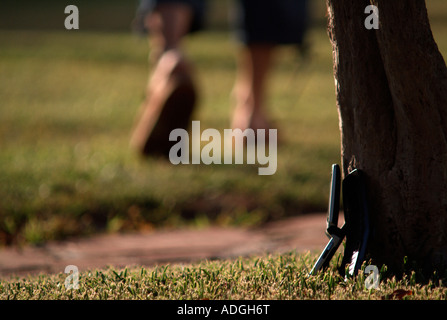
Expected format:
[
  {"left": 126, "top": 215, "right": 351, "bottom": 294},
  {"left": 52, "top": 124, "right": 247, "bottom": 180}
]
[
  {"left": 310, "top": 164, "right": 344, "bottom": 276},
  {"left": 309, "top": 228, "right": 345, "bottom": 275},
  {"left": 339, "top": 169, "right": 370, "bottom": 277},
  {"left": 326, "top": 164, "right": 341, "bottom": 237}
]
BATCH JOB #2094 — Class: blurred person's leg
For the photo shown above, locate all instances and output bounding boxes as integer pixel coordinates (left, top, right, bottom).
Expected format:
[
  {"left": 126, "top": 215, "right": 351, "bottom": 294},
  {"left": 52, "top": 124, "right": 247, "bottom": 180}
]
[
  {"left": 130, "top": 0, "right": 204, "bottom": 157},
  {"left": 144, "top": 3, "right": 193, "bottom": 61},
  {"left": 231, "top": 0, "right": 309, "bottom": 136},
  {"left": 231, "top": 44, "right": 275, "bottom": 133}
]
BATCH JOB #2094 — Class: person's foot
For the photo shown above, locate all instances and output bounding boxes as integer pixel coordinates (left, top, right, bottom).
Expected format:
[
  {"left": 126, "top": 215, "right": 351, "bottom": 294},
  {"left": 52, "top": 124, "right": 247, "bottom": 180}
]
[
  {"left": 230, "top": 87, "right": 277, "bottom": 147},
  {"left": 130, "top": 49, "right": 197, "bottom": 158},
  {"left": 227, "top": 102, "right": 277, "bottom": 163},
  {"left": 231, "top": 103, "right": 272, "bottom": 134}
]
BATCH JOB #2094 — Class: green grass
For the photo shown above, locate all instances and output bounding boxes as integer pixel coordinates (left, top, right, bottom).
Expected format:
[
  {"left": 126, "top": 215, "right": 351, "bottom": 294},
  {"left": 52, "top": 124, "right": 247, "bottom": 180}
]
[
  {"left": 1, "top": 0, "right": 447, "bottom": 300},
  {"left": 0, "top": 27, "right": 340, "bottom": 246},
  {"left": 1, "top": 0, "right": 447, "bottom": 247},
  {"left": 1, "top": 252, "right": 446, "bottom": 300}
]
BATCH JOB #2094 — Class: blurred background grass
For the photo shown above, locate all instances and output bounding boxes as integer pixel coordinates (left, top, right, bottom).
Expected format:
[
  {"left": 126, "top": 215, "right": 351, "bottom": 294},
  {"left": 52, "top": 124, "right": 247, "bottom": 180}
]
[{"left": 0, "top": 1, "right": 446, "bottom": 246}]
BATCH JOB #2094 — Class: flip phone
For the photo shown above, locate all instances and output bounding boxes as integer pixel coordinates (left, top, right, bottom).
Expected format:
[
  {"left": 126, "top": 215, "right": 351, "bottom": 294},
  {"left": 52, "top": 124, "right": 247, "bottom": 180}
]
[
  {"left": 310, "top": 164, "right": 344, "bottom": 275},
  {"left": 309, "top": 164, "right": 370, "bottom": 277}
]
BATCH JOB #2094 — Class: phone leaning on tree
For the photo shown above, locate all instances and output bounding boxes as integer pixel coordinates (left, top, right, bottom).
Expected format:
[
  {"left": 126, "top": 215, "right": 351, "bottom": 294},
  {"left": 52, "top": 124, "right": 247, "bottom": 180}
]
[{"left": 309, "top": 164, "right": 370, "bottom": 277}]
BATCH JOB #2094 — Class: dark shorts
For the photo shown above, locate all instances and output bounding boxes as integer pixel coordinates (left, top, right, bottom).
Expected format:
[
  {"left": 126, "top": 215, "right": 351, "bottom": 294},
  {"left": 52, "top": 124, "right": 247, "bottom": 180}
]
[
  {"left": 234, "top": 0, "right": 309, "bottom": 45},
  {"left": 135, "top": 0, "right": 206, "bottom": 34},
  {"left": 136, "top": 0, "right": 309, "bottom": 45}
]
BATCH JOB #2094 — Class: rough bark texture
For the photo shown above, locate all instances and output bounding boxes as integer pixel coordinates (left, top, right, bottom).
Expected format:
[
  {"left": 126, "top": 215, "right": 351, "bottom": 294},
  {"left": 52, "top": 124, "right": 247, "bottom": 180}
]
[{"left": 326, "top": 0, "right": 447, "bottom": 274}]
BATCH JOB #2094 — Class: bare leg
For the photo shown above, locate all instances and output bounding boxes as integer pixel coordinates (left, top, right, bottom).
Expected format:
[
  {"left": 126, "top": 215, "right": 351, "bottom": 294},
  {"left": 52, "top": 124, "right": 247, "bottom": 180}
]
[
  {"left": 145, "top": 3, "right": 193, "bottom": 61},
  {"left": 231, "top": 44, "right": 275, "bottom": 132},
  {"left": 130, "top": 3, "right": 197, "bottom": 157}
]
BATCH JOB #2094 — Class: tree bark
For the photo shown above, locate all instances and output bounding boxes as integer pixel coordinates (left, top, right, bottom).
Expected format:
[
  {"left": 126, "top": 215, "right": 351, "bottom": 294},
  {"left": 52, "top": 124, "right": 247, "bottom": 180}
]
[{"left": 326, "top": 0, "right": 447, "bottom": 274}]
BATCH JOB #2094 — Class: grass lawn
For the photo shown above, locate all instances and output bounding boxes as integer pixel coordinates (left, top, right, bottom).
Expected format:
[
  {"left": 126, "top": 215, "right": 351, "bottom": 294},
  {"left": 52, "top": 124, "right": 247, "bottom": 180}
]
[
  {"left": 1, "top": 252, "right": 446, "bottom": 300},
  {"left": 0, "top": 0, "right": 447, "bottom": 301},
  {"left": 0, "top": 25, "right": 341, "bottom": 245},
  {"left": 1, "top": 1, "right": 445, "bottom": 247}
]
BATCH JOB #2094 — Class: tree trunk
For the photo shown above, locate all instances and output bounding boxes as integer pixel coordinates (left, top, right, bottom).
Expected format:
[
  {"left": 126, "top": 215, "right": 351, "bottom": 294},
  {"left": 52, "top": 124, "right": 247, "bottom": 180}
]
[{"left": 326, "top": 0, "right": 447, "bottom": 274}]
